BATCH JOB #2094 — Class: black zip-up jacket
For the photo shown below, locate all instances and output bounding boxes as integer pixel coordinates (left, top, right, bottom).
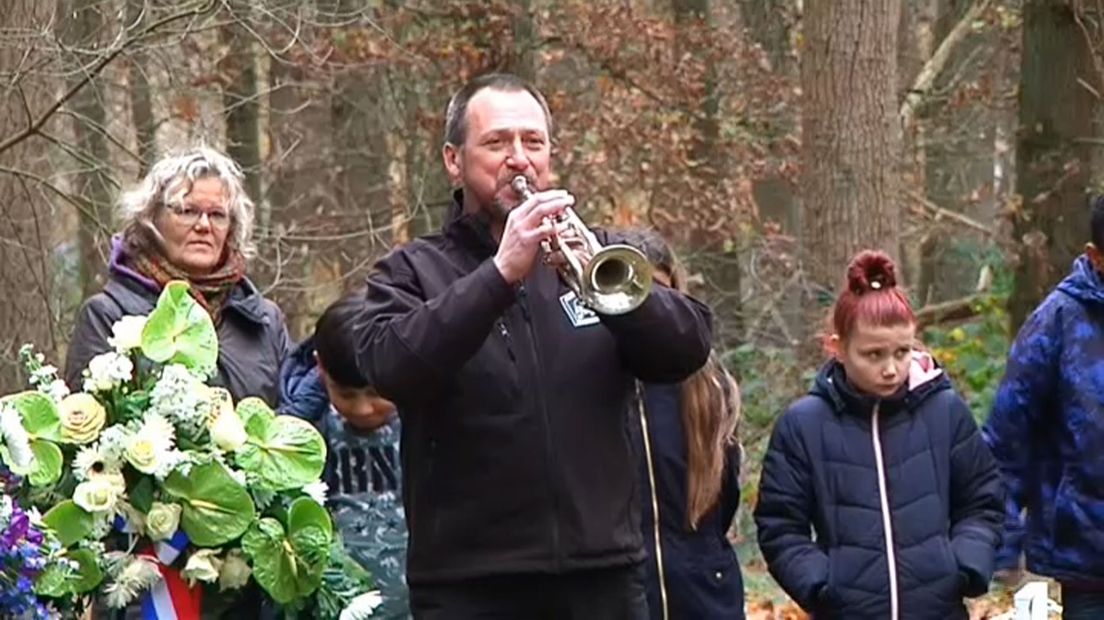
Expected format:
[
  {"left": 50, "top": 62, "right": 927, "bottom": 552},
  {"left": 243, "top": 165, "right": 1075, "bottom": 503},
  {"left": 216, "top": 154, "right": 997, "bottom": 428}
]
[{"left": 355, "top": 196, "right": 713, "bottom": 585}]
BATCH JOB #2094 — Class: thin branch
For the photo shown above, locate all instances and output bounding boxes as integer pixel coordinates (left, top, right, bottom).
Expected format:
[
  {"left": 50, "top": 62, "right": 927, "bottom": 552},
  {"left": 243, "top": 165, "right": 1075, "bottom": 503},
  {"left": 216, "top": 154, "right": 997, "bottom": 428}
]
[
  {"left": 0, "top": 165, "right": 112, "bottom": 236},
  {"left": 899, "top": 0, "right": 992, "bottom": 130},
  {"left": 0, "top": 0, "right": 217, "bottom": 157},
  {"left": 906, "top": 190, "right": 995, "bottom": 238}
]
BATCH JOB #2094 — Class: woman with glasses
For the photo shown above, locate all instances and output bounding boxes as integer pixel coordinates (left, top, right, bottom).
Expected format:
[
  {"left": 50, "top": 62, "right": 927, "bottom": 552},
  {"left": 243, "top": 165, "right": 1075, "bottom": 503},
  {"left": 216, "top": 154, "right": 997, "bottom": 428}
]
[{"left": 64, "top": 146, "right": 290, "bottom": 408}]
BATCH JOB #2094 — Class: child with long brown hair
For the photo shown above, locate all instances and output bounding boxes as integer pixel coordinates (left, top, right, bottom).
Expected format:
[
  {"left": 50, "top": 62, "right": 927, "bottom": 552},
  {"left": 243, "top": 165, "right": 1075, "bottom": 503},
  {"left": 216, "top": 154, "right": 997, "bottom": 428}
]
[
  {"left": 622, "top": 229, "right": 744, "bottom": 620},
  {"left": 754, "top": 250, "right": 1002, "bottom": 619}
]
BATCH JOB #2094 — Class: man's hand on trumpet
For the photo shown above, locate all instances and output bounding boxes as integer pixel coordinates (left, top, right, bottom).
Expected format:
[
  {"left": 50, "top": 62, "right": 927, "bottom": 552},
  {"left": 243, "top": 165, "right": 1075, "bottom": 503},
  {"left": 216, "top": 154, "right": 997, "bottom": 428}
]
[{"left": 493, "top": 188, "right": 575, "bottom": 285}]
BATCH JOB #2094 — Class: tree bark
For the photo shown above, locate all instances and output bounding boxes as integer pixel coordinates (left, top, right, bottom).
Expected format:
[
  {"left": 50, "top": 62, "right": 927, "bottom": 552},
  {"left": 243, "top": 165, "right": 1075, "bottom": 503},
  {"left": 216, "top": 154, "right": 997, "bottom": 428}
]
[
  {"left": 220, "top": 15, "right": 262, "bottom": 209},
  {"left": 58, "top": 0, "right": 115, "bottom": 298},
  {"left": 1008, "top": 0, "right": 1099, "bottom": 331},
  {"left": 800, "top": 0, "right": 903, "bottom": 344},
  {"left": 126, "top": 0, "right": 156, "bottom": 176}
]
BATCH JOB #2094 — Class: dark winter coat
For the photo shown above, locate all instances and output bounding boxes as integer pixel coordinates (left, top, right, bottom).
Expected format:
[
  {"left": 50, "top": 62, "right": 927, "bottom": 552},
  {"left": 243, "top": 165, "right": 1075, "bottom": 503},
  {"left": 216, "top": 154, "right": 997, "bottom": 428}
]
[
  {"left": 354, "top": 193, "right": 713, "bottom": 585},
  {"left": 65, "top": 239, "right": 290, "bottom": 407},
  {"left": 636, "top": 382, "right": 744, "bottom": 620},
  {"left": 755, "top": 358, "right": 1003, "bottom": 619},
  {"left": 984, "top": 255, "right": 1104, "bottom": 584}
]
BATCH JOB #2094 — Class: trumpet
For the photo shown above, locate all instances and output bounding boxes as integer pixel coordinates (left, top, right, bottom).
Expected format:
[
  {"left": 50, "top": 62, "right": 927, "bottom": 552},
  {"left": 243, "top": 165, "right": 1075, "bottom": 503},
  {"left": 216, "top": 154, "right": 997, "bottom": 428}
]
[{"left": 511, "top": 175, "right": 653, "bottom": 315}]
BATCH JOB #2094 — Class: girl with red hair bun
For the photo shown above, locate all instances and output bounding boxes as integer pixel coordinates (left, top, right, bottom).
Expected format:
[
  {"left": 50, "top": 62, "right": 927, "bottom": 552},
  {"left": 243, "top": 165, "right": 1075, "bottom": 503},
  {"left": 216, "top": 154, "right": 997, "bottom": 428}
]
[{"left": 754, "top": 250, "right": 1004, "bottom": 620}]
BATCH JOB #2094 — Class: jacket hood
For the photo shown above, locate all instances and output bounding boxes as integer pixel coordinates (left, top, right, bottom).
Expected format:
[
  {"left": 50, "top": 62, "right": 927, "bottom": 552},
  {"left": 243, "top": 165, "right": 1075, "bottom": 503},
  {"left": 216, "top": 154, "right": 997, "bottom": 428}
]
[
  {"left": 810, "top": 351, "right": 950, "bottom": 417},
  {"left": 1057, "top": 255, "right": 1104, "bottom": 307},
  {"left": 279, "top": 335, "right": 330, "bottom": 423}
]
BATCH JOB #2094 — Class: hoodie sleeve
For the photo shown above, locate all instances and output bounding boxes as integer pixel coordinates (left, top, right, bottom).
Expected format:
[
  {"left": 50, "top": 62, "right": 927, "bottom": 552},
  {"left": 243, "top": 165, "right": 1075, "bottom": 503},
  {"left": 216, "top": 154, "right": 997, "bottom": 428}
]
[
  {"left": 595, "top": 230, "right": 713, "bottom": 382},
  {"left": 982, "top": 298, "right": 1063, "bottom": 571},
  {"left": 948, "top": 395, "right": 1004, "bottom": 597},
  {"left": 754, "top": 405, "right": 829, "bottom": 612},
  {"left": 354, "top": 249, "right": 517, "bottom": 405}
]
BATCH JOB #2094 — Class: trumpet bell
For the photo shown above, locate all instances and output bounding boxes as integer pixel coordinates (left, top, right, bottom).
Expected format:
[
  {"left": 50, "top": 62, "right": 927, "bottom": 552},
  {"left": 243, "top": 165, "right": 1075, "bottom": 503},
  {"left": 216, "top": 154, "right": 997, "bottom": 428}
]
[{"left": 582, "top": 244, "right": 654, "bottom": 315}]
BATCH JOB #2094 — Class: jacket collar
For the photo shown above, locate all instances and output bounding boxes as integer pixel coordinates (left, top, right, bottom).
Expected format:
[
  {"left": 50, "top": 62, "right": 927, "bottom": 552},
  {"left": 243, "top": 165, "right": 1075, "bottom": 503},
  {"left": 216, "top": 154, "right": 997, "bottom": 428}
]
[
  {"left": 443, "top": 189, "right": 499, "bottom": 260},
  {"left": 103, "top": 270, "right": 268, "bottom": 327},
  {"left": 811, "top": 353, "right": 950, "bottom": 418}
]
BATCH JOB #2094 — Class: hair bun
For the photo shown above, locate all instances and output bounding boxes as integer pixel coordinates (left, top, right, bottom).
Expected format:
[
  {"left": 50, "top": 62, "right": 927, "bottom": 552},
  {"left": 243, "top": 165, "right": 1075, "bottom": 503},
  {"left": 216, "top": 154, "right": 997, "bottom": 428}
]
[{"left": 846, "top": 250, "right": 898, "bottom": 295}]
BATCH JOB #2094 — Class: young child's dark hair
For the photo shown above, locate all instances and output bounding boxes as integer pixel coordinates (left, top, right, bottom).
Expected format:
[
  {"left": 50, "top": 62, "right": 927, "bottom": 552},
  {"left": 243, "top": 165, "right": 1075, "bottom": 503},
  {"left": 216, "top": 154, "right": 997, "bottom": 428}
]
[
  {"left": 315, "top": 293, "right": 370, "bottom": 389},
  {"left": 1091, "top": 193, "right": 1104, "bottom": 249}
]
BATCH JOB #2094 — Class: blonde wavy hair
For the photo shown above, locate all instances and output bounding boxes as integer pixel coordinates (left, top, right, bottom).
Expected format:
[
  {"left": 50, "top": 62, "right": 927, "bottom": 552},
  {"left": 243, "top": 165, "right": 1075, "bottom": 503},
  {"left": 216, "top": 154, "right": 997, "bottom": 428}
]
[{"left": 118, "top": 146, "right": 256, "bottom": 259}]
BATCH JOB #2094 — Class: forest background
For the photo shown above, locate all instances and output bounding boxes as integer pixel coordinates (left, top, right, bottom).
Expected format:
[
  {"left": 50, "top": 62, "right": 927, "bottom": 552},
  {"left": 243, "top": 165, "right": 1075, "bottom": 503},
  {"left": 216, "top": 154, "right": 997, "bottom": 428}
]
[{"left": 1, "top": 0, "right": 1101, "bottom": 616}]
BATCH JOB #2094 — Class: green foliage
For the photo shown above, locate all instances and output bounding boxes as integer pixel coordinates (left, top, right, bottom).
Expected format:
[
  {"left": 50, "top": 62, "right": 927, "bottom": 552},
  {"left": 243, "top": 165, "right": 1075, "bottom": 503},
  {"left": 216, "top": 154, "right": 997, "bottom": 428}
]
[
  {"left": 141, "top": 280, "right": 218, "bottom": 376},
  {"left": 42, "top": 501, "right": 95, "bottom": 547},
  {"left": 242, "top": 515, "right": 332, "bottom": 605},
  {"left": 236, "top": 404, "right": 327, "bottom": 491},
  {"left": 163, "top": 461, "right": 257, "bottom": 547},
  {"left": 923, "top": 293, "right": 1011, "bottom": 423}
]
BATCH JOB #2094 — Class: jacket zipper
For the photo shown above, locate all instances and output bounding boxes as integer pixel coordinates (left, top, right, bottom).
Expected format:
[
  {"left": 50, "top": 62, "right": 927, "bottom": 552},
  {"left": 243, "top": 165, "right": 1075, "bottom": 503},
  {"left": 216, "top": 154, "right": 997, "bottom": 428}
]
[
  {"left": 871, "top": 401, "right": 899, "bottom": 620},
  {"left": 637, "top": 384, "right": 669, "bottom": 620},
  {"left": 496, "top": 319, "right": 516, "bottom": 361},
  {"left": 518, "top": 284, "right": 561, "bottom": 567}
]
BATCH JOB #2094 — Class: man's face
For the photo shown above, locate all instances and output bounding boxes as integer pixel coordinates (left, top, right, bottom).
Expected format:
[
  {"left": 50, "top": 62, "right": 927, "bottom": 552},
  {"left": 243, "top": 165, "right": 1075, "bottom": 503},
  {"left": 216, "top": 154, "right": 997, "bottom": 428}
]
[{"left": 443, "top": 88, "right": 552, "bottom": 219}]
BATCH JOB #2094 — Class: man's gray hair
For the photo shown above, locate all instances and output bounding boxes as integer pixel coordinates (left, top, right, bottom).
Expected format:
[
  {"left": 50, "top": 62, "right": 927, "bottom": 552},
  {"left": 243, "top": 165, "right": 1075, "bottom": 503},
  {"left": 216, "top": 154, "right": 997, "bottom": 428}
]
[
  {"left": 119, "top": 146, "right": 256, "bottom": 258},
  {"left": 443, "top": 73, "right": 554, "bottom": 147}
]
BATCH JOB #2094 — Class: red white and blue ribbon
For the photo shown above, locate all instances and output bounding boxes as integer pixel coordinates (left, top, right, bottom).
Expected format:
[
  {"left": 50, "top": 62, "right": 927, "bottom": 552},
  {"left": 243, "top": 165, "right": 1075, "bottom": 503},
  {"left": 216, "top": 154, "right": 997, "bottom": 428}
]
[{"left": 140, "top": 528, "right": 202, "bottom": 620}]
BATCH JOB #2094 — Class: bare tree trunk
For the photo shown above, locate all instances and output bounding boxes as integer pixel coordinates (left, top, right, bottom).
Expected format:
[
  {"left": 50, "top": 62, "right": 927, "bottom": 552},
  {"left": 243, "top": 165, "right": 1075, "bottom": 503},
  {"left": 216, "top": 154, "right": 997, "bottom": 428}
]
[
  {"left": 0, "top": 1, "right": 59, "bottom": 390},
  {"left": 800, "top": 0, "right": 903, "bottom": 348},
  {"left": 219, "top": 15, "right": 262, "bottom": 205},
  {"left": 126, "top": 0, "right": 156, "bottom": 176},
  {"left": 1008, "top": 0, "right": 1099, "bottom": 331},
  {"left": 58, "top": 0, "right": 115, "bottom": 298},
  {"left": 511, "top": 0, "right": 538, "bottom": 82},
  {"left": 671, "top": 0, "right": 743, "bottom": 336}
]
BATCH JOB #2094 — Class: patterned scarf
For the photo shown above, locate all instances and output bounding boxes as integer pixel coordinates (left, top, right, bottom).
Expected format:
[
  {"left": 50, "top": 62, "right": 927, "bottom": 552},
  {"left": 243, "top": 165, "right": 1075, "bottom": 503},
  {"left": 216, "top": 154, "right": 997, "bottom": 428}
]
[{"left": 128, "top": 244, "right": 247, "bottom": 323}]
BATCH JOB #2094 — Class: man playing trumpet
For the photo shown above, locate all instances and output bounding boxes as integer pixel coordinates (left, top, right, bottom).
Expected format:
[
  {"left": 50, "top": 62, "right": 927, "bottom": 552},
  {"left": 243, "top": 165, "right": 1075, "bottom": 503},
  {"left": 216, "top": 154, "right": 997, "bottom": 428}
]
[{"left": 354, "top": 72, "right": 713, "bottom": 619}]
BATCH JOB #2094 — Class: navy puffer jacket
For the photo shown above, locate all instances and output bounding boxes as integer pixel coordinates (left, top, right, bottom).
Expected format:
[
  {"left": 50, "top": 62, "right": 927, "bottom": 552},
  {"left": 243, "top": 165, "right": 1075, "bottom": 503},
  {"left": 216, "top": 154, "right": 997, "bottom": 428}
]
[{"left": 754, "top": 357, "right": 1003, "bottom": 619}]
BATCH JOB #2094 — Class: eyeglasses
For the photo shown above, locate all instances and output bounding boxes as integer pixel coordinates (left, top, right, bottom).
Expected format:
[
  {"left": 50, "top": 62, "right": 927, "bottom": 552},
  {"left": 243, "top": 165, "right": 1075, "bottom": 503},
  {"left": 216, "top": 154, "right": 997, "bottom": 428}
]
[{"left": 166, "top": 203, "right": 231, "bottom": 230}]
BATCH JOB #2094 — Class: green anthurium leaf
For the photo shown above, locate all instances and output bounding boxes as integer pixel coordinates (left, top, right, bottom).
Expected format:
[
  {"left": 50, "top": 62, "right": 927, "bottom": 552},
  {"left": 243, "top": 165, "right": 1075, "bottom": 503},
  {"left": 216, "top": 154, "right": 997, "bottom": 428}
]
[
  {"left": 66, "top": 548, "right": 104, "bottom": 593},
  {"left": 237, "top": 397, "right": 274, "bottom": 431},
  {"left": 235, "top": 414, "right": 325, "bottom": 491},
  {"left": 2, "top": 391, "right": 61, "bottom": 441},
  {"left": 27, "top": 440, "right": 62, "bottom": 487},
  {"left": 163, "top": 461, "right": 255, "bottom": 547},
  {"left": 288, "top": 497, "right": 333, "bottom": 542},
  {"left": 241, "top": 518, "right": 328, "bottom": 605},
  {"left": 42, "top": 500, "right": 95, "bottom": 547},
  {"left": 140, "top": 280, "right": 218, "bottom": 375}
]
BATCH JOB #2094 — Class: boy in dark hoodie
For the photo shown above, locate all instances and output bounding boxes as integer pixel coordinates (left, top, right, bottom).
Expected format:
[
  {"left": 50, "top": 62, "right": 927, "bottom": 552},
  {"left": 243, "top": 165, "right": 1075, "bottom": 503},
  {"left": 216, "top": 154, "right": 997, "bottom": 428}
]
[
  {"left": 984, "top": 194, "right": 1104, "bottom": 619},
  {"left": 281, "top": 294, "right": 409, "bottom": 618}
]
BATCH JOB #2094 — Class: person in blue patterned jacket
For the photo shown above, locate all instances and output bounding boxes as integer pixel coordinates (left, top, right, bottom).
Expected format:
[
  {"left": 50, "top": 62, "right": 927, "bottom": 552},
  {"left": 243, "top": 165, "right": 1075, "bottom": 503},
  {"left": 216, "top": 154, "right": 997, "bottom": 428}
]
[
  {"left": 281, "top": 294, "right": 410, "bottom": 619},
  {"left": 983, "top": 194, "right": 1104, "bottom": 619}
]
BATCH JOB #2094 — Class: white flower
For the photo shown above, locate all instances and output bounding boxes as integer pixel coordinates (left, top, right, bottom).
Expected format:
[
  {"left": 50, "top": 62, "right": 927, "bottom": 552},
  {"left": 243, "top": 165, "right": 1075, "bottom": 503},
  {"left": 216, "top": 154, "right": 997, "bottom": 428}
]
[
  {"left": 149, "top": 365, "right": 209, "bottom": 436},
  {"left": 103, "top": 556, "right": 160, "bottom": 609},
  {"left": 227, "top": 467, "right": 247, "bottom": 487},
  {"left": 42, "top": 379, "right": 70, "bottom": 403},
  {"left": 108, "top": 315, "right": 148, "bottom": 352},
  {"left": 0, "top": 403, "right": 33, "bottom": 471},
  {"left": 340, "top": 591, "right": 384, "bottom": 620},
  {"left": 124, "top": 414, "right": 180, "bottom": 478},
  {"left": 302, "top": 481, "right": 329, "bottom": 506},
  {"left": 0, "top": 496, "right": 12, "bottom": 528},
  {"left": 218, "top": 549, "right": 252, "bottom": 591},
  {"left": 73, "top": 477, "right": 124, "bottom": 513},
  {"left": 83, "top": 352, "right": 134, "bottom": 393},
  {"left": 182, "top": 549, "right": 222, "bottom": 585},
  {"left": 145, "top": 502, "right": 182, "bottom": 541},
  {"left": 208, "top": 408, "right": 247, "bottom": 453},
  {"left": 72, "top": 444, "right": 122, "bottom": 482}
]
